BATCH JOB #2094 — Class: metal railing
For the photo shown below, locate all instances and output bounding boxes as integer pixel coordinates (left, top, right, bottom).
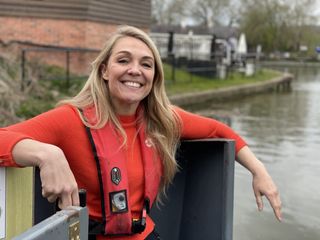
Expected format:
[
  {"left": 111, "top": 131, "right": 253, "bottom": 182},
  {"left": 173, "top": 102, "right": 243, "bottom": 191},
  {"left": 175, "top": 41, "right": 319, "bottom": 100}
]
[{"left": 20, "top": 46, "right": 99, "bottom": 90}]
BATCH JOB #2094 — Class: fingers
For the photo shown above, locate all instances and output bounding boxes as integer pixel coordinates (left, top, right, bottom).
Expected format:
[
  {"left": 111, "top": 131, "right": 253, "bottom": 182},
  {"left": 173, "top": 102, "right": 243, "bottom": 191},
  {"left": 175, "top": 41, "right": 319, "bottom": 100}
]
[
  {"left": 42, "top": 188, "right": 58, "bottom": 203},
  {"left": 58, "top": 189, "right": 80, "bottom": 209},
  {"left": 264, "top": 189, "right": 282, "bottom": 222},
  {"left": 41, "top": 183, "right": 79, "bottom": 209},
  {"left": 71, "top": 188, "right": 80, "bottom": 206},
  {"left": 255, "top": 188, "right": 282, "bottom": 222},
  {"left": 58, "top": 192, "right": 73, "bottom": 209},
  {"left": 254, "top": 190, "right": 264, "bottom": 211},
  {"left": 252, "top": 169, "right": 283, "bottom": 222},
  {"left": 42, "top": 188, "right": 79, "bottom": 209},
  {"left": 274, "top": 206, "right": 282, "bottom": 222}
]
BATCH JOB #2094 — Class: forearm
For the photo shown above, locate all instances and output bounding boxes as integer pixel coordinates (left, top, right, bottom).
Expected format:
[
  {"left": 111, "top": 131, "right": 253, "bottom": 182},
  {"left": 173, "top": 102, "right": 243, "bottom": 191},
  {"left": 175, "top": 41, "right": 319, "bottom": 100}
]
[
  {"left": 236, "top": 146, "right": 267, "bottom": 176},
  {"left": 12, "top": 139, "right": 60, "bottom": 167}
]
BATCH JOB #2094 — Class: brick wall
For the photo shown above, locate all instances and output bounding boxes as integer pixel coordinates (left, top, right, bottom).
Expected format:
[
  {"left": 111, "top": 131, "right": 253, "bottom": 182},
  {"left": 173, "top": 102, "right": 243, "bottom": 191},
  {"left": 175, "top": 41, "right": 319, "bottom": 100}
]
[
  {"left": 0, "top": 16, "right": 149, "bottom": 78},
  {"left": 0, "top": 16, "right": 121, "bottom": 49}
]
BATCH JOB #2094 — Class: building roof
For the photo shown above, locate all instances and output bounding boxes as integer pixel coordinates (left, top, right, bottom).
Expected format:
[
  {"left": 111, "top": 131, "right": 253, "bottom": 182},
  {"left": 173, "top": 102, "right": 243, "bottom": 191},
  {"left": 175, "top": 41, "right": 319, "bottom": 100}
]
[{"left": 0, "top": 0, "right": 151, "bottom": 27}]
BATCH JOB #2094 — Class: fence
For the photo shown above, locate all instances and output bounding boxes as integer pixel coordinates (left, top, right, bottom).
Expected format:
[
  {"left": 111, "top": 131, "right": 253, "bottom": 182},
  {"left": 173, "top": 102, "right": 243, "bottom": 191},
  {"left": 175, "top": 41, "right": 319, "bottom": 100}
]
[
  {"left": 151, "top": 32, "right": 253, "bottom": 81},
  {"left": 20, "top": 46, "right": 99, "bottom": 90}
]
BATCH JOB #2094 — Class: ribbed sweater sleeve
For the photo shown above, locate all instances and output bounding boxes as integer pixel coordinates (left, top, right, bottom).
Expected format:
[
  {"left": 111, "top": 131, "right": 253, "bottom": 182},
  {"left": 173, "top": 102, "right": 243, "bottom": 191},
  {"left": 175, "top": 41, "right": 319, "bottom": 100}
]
[
  {"left": 0, "top": 130, "right": 32, "bottom": 167},
  {"left": 174, "top": 106, "right": 247, "bottom": 153},
  {"left": 0, "top": 105, "right": 80, "bottom": 167}
]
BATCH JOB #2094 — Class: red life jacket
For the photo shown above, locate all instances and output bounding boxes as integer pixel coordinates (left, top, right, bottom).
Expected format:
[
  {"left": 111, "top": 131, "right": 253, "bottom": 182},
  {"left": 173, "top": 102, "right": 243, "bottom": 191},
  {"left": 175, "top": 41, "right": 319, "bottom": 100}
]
[{"left": 83, "top": 108, "right": 162, "bottom": 235}]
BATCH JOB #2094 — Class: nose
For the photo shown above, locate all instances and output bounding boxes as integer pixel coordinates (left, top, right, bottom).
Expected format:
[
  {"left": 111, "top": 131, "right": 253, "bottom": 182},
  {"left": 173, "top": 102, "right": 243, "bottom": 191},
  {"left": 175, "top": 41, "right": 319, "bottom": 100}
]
[{"left": 127, "top": 62, "right": 141, "bottom": 76}]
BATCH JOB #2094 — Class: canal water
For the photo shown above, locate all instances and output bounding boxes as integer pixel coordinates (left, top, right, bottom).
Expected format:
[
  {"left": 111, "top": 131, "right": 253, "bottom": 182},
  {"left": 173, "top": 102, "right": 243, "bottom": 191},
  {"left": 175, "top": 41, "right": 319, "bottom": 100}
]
[{"left": 187, "top": 66, "right": 320, "bottom": 240}]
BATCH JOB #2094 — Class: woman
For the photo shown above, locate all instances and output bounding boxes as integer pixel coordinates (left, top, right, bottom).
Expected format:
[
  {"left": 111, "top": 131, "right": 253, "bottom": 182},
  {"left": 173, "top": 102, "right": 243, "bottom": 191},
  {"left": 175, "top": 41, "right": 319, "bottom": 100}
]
[{"left": 0, "top": 25, "right": 281, "bottom": 239}]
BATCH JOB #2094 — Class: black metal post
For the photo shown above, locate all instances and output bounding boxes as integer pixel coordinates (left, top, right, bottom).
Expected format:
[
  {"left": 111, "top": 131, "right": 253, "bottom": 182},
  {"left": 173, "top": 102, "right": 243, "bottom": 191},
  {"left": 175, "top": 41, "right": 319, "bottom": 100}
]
[
  {"left": 171, "top": 53, "right": 175, "bottom": 82},
  {"left": 66, "top": 50, "right": 70, "bottom": 88},
  {"left": 210, "top": 34, "right": 217, "bottom": 61},
  {"left": 167, "top": 31, "right": 175, "bottom": 82},
  {"left": 21, "top": 50, "right": 26, "bottom": 91}
]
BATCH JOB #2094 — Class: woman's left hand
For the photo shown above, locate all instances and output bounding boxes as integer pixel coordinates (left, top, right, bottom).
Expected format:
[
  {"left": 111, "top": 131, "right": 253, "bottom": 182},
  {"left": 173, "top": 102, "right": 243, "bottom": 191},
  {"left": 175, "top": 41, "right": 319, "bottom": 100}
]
[
  {"left": 252, "top": 169, "right": 282, "bottom": 221},
  {"left": 236, "top": 146, "right": 282, "bottom": 221}
]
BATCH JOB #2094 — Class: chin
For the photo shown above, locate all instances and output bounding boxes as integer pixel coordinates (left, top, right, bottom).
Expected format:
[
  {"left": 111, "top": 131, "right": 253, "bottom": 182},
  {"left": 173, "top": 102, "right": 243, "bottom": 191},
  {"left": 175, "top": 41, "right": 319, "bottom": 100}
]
[
  {"left": 123, "top": 95, "right": 146, "bottom": 104},
  {"left": 121, "top": 97, "right": 141, "bottom": 105}
]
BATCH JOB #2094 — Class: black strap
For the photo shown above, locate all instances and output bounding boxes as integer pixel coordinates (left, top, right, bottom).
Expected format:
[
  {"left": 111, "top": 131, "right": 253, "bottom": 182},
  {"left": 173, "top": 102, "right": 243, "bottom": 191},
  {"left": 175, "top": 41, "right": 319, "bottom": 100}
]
[
  {"left": 88, "top": 234, "right": 97, "bottom": 240},
  {"left": 79, "top": 108, "right": 107, "bottom": 232},
  {"left": 83, "top": 121, "right": 107, "bottom": 230},
  {"left": 89, "top": 219, "right": 105, "bottom": 235}
]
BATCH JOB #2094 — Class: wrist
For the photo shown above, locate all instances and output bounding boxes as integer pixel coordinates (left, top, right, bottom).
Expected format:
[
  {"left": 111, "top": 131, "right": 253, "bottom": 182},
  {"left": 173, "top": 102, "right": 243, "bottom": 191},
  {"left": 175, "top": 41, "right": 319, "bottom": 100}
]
[
  {"left": 35, "top": 142, "right": 63, "bottom": 169},
  {"left": 13, "top": 139, "right": 59, "bottom": 167},
  {"left": 251, "top": 160, "right": 267, "bottom": 177},
  {"left": 236, "top": 146, "right": 267, "bottom": 177}
]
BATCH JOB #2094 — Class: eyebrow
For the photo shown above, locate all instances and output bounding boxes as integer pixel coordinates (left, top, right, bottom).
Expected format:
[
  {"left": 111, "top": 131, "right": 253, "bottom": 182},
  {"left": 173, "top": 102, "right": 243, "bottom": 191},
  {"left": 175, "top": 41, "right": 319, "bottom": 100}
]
[{"left": 115, "top": 50, "right": 154, "bottom": 61}]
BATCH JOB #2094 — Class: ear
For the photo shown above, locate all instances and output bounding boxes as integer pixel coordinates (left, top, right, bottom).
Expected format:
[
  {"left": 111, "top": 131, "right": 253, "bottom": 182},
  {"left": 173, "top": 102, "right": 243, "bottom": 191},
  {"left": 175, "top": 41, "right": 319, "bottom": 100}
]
[{"left": 101, "top": 64, "right": 108, "bottom": 81}]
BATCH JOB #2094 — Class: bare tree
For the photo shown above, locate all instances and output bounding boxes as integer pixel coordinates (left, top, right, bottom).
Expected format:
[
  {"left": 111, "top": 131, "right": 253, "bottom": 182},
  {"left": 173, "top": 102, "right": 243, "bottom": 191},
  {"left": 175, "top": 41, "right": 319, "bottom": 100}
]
[
  {"left": 188, "top": 0, "right": 231, "bottom": 27},
  {"left": 286, "top": 0, "right": 318, "bottom": 51},
  {"left": 151, "top": 0, "right": 191, "bottom": 25},
  {"left": 152, "top": 0, "right": 241, "bottom": 27},
  {"left": 238, "top": 0, "right": 318, "bottom": 52}
]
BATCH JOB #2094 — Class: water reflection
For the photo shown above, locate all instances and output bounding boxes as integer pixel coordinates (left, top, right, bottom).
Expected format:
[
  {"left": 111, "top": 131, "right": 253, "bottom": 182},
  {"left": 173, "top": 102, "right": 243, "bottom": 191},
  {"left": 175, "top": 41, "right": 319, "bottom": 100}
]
[{"left": 186, "top": 67, "right": 320, "bottom": 240}]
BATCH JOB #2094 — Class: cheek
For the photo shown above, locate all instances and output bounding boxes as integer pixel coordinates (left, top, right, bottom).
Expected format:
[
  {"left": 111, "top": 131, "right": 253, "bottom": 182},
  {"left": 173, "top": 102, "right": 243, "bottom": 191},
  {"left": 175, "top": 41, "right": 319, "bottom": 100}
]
[
  {"left": 146, "top": 77, "right": 154, "bottom": 93},
  {"left": 107, "top": 71, "right": 121, "bottom": 88},
  {"left": 108, "top": 80, "right": 121, "bottom": 95},
  {"left": 105, "top": 64, "right": 121, "bottom": 79},
  {"left": 148, "top": 71, "right": 155, "bottom": 84}
]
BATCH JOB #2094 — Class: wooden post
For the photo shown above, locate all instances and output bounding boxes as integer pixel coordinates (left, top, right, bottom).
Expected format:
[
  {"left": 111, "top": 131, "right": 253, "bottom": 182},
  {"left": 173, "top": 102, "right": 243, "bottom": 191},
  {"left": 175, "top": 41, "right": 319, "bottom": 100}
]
[{"left": 1, "top": 168, "right": 33, "bottom": 240}]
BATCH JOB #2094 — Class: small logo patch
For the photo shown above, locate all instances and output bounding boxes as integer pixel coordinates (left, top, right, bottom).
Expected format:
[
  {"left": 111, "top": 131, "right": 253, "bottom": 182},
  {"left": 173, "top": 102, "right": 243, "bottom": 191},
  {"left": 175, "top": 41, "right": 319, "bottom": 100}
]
[
  {"left": 145, "top": 138, "right": 153, "bottom": 147},
  {"left": 111, "top": 167, "right": 121, "bottom": 185}
]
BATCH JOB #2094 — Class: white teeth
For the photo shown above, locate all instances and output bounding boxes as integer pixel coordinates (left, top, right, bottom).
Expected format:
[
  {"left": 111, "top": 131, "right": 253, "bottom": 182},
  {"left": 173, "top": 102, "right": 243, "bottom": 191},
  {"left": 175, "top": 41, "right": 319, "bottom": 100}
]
[{"left": 123, "top": 81, "right": 141, "bottom": 88}]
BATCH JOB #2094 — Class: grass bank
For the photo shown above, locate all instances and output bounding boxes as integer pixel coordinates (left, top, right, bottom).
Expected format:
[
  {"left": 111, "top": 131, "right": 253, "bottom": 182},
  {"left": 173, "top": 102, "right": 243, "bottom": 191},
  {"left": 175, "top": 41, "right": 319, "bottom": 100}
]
[{"left": 163, "top": 64, "right": 281, "bottom": 96}]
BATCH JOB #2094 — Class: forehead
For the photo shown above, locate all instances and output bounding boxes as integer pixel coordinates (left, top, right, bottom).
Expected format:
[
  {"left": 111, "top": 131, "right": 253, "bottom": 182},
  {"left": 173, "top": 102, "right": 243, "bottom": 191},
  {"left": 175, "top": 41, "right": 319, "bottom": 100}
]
[{"left": 112, "top": 36, "right": 154, "bottom": 58}]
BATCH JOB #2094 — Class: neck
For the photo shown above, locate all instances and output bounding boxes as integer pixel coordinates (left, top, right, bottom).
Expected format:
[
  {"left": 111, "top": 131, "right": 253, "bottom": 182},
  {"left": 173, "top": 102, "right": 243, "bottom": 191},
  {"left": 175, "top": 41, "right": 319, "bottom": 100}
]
[
  {"left": 113, "top": 101, "right": 139, "bottom": 116},
  {"left": 114, "top": 103, "right": 139, "bottom": 116}
]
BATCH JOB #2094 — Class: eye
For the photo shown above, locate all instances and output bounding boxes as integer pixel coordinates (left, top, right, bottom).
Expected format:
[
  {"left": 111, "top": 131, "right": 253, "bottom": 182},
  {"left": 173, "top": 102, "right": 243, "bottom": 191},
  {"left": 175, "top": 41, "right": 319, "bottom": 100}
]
[
  {"left": 142, "top": 62, "right": 153, "bottom": 69},
  {"left": 117, "top": 58, "right": 129, "bottom": 64}
]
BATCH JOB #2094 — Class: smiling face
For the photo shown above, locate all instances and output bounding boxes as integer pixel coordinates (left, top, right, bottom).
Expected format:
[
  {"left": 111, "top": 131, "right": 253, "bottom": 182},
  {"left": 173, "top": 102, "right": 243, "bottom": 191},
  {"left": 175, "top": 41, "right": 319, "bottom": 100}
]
[{"left": 102, "top": 36, "right": 155, "bottom": 115}]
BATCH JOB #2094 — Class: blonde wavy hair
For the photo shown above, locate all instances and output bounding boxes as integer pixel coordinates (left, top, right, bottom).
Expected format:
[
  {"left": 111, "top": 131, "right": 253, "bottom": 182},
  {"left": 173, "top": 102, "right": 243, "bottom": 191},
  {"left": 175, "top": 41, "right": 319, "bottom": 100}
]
[{"left": 58, "top": 25, "right": 181, "bottom": 197}]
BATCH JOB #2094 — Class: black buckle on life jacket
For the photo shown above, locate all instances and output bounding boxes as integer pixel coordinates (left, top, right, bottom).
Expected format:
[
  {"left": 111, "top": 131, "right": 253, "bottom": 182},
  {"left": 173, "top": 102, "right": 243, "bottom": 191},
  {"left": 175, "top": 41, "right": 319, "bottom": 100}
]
[
  {"left": 131, "top": 198, "right": 150, "bottom": 234},
  {"left": 88, "top": 198, "right": 151, "bottom": 235}
]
